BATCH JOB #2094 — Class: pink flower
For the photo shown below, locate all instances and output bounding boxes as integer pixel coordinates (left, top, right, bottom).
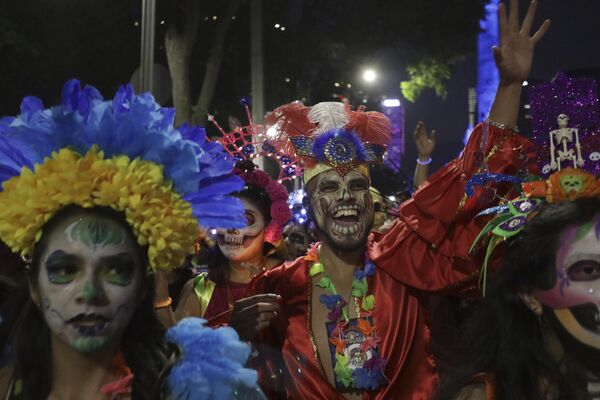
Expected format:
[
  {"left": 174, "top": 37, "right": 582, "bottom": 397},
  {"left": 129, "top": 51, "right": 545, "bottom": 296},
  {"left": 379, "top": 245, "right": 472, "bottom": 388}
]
[
  {"left": 266, "top": 181, "right": 289, "bottom": 201},
  {"left": 251, "top": 170, "right": 271, "bottom": 187},
  {"left": 271, "top": 201, "right": 292, "bottom": 223},
  {"left": 264, "top": 223, "right": 283, "bottom": 243}
]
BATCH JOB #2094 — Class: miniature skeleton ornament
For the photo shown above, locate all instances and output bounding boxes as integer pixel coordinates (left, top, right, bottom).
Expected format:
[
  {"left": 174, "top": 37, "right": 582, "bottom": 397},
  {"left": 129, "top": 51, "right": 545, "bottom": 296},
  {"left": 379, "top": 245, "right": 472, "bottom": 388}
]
[{"left": 549, "top": 113, "right": 585, "bottom": 171}]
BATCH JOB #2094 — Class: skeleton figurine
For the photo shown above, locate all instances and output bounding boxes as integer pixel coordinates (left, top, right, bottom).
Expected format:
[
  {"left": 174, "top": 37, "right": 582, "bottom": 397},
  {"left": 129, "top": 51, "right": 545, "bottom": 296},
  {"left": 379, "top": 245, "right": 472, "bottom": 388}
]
[{"left": 549, "top": 113, "right": 584, "bottom": 171}]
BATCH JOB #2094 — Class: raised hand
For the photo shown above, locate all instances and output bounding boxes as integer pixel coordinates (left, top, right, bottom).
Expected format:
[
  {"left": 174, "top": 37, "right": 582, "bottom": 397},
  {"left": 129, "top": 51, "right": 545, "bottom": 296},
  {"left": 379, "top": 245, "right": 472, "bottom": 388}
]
[
  {"left": 229, "top": 293, "right": 281, "bottom": 341},
  {"left": 413, "top": 121, "right": 436, "bottom": 160},
  {"left": 494, "top": 0, "right": 551, "bottom": 85}
]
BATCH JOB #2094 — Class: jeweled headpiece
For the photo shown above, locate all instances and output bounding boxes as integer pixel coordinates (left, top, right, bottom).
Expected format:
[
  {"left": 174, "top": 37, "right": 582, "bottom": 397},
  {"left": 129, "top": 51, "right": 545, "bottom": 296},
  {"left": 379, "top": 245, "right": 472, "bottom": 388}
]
[
  {"left": 210, "top": 98, "right": 304, "bottom": 183},
  {"left": 265, "top": 101, "right": 391, "bottom": 184},
  {"left": 0, "top": 80, "right": 245, "bottom": 271}
]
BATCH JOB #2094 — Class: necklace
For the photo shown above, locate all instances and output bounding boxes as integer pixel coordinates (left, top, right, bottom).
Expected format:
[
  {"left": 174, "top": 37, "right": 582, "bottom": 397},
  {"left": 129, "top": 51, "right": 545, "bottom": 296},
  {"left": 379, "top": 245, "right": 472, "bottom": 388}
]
[{"left": 308, "top": 247, "right": 388, "bottom": 391}]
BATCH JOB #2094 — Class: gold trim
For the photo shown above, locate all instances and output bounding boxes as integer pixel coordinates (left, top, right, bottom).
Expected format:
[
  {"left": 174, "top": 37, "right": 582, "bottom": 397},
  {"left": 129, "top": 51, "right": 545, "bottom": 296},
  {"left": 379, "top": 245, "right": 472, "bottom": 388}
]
[
  {"left": 304, "top": 163, "right": 370, "bottom": 185},
  {"left": 554, "top": 308, "right": 600, "bottom": 349},
  {"left": 306, "top": 265, "right": 327, "bottom": 378}
]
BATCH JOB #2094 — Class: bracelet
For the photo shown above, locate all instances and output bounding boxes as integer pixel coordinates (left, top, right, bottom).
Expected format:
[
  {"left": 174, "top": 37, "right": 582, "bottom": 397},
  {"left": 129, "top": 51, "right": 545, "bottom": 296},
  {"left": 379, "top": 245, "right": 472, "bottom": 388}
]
[
  {"left": 153, "top": 297, "right": 173, "bottom": 309},
  {"left": 486, "top": 118, "right": 519, "bottom": 133},
  {"left": 416, "top": 157, "right": 432, "bottom": 165}
]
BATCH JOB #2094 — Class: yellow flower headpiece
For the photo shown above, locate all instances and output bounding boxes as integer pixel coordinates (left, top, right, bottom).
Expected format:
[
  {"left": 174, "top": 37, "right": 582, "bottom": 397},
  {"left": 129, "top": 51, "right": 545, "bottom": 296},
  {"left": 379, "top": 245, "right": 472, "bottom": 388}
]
[
  {"left": 0, "top": 148, "right": 198, "bottom": 271},
  {"left": 0, "top": 80, "right": 245, "bottom": 271}
]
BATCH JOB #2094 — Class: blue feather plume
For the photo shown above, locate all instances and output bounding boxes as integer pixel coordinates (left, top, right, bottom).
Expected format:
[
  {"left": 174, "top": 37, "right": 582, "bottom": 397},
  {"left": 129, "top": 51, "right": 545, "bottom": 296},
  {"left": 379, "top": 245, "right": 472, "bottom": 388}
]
[
  {"left": 166, "top": 318, "right": 261, "bottom": 400},
  {"left": 312, "top": 129, "right": 369, "bottom": 164},
  {"left": 0, "top": 79, "right": 245, "bottom": 229}
]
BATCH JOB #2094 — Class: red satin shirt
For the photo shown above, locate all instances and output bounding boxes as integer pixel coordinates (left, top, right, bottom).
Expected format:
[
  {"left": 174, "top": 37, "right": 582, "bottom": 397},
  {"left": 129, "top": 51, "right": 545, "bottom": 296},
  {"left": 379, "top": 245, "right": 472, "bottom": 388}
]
[{"left": 246, "top": 122, "right": 536, "bottom": 399}]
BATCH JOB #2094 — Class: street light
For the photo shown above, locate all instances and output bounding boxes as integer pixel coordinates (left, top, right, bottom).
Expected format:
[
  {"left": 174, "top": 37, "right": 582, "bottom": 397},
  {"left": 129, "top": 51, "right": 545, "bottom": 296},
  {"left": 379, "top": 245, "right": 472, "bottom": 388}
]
[{"left": 362, "top": 69, "right": 377, "bottom": 83}]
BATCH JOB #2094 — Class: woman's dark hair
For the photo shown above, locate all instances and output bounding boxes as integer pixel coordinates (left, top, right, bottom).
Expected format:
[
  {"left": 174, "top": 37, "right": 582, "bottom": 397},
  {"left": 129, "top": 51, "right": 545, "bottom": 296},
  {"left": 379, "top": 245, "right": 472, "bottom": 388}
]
[
  {"left": 437, "top": 198, "right": 600, "bottom": 400},
  {"left": 2, "top": 205, "right": 169, "bottom": 399}
]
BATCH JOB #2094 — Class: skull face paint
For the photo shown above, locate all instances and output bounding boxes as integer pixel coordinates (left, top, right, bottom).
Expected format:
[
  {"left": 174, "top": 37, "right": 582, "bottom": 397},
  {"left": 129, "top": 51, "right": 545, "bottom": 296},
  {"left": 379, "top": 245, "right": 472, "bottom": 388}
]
[
  {"left": 35, "top": 212, "right": 144, "bottom": 353},
  {"left": 216, "top": 197, "right": 266, "bottom": 262},
  {"left": 308, "top": 169, "right": 374, "bottom": 251},
  {"left": 536, "top": 214, "right": 600, "bottom": 349}
]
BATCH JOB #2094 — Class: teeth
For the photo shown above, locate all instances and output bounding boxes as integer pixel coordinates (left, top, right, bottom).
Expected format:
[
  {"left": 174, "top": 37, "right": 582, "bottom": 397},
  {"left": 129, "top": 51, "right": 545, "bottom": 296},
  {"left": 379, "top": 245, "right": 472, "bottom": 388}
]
[
  {"left": 332, "top": 222, "right": 360, "bottom": 234},
  {"left": 224, "top": 236, "right": 243, "bottom": 244}
]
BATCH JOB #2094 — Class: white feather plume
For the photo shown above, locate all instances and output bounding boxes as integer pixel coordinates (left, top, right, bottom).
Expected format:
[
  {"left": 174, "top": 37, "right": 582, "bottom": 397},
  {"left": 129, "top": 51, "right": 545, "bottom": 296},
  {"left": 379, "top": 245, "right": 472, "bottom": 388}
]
[{"left": 307, "top": 102, "right": 349, "bottom": 134}]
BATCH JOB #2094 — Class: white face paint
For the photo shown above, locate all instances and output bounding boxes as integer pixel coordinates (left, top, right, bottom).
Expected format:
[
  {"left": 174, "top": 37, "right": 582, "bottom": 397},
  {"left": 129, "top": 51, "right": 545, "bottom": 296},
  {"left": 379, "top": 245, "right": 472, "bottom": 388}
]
[
  {"left": 308, "top": 169, "right": 374, "bottom": 251},
  {"left": 216, "top": 197, "right": 266, "bottom": 262},
  {"left": 35, "top": 211, "right": 144, "bottom": 353},
  {"left": 536, "top": 214, "right": 600, "bottom": 349}
]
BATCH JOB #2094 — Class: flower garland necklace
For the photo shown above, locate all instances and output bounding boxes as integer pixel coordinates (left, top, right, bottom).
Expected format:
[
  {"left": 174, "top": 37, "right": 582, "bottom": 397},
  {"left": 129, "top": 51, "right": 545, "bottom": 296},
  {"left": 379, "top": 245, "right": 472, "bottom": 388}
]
[{"left": 308, "top": 246, "right": 388, "bottom": 391}]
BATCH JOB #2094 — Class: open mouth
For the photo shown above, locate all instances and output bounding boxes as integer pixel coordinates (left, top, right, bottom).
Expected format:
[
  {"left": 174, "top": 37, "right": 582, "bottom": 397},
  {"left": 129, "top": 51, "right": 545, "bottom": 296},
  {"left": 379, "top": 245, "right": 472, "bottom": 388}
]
[
  {"left": 217, "top": 234, "right": 256, "bottom": 250},
  {"left": 570, "top": 303, "right": 600, "bottom": 333},
  {"left": 331, "top": 204, "right": 361, "bottom": 234},
  {"left": 67, "top": 313, "right": 110, "bottom": 336}
]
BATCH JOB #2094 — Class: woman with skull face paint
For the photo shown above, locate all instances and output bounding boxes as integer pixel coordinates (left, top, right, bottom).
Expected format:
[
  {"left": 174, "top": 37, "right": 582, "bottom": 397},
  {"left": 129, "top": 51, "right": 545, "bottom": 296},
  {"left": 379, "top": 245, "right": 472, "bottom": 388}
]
[
  {"left": 0, "top": 80, "right": 265, "bottom": 399},
  {"left": 436, "top": 60, "right": 600, "bottom": 400},
  {"left": 154, "top": 160, "right": 292, "bottom": 329},
  {"left": 438, "top": 196, "right": 600, "bottom": 400}
]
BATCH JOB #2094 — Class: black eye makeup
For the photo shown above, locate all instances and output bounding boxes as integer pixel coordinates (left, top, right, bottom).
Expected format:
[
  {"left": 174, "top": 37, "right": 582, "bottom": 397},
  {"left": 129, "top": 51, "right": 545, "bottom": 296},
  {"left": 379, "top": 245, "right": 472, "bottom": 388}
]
[
  {"left": 245, "top": 211, "right": 256, "bottom": 226},
  {"left": 100, "top": 253, "right": 136, "bottom": 286},
  {"left": 567, "top": 260, "right": 600, "bottom": 281},
  {"left": 44, "top": 250, "right": 82, "bottom": 285}
]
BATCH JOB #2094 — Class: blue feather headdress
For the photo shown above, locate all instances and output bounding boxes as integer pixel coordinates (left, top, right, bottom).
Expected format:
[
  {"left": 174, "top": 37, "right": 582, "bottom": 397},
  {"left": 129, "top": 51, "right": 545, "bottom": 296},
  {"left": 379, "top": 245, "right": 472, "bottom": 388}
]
[
  {"left": 0, "top": 79, "right": 245, "bottom": 271},
  {"left": 166, "top": 318, "right": 264, "bottom": 400}
]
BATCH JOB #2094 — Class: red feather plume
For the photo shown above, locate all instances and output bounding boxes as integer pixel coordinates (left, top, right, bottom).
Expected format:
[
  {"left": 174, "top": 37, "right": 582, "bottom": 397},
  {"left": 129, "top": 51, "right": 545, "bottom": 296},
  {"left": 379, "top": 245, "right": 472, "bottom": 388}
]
[
  {"left": 265, "top": 102, "right": 316, "bottom": 155},
  {"left": 345, "top": 106, "right": 392, "bottom": 146}
]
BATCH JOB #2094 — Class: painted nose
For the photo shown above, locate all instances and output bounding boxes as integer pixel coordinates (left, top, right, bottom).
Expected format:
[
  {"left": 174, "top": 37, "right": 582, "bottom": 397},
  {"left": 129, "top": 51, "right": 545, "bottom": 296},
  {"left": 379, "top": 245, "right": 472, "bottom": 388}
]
[
  {"left": 75, "top": 279, "right": 107, "bottom": 305},
  {"left": 341, "top": 188, "right": 353, "bottom": 201}
]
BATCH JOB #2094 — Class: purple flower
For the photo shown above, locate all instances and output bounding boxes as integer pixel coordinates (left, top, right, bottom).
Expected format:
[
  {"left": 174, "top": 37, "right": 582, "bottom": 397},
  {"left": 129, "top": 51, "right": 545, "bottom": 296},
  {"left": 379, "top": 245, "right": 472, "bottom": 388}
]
[
  {"left": 363, "top": 356, "right": 388, "bottom": 372},
  {"left": 327, "top": 299, "right": 348, "bottom": 321},
  {"left": 319, "top": 294, "right": 342, "bottom": 310},
  {"left": 352, "top": 367, "right": 386, "bottom": 391},
  {"left": 364, "top": 261, "right": 376, "bottom": 277}
]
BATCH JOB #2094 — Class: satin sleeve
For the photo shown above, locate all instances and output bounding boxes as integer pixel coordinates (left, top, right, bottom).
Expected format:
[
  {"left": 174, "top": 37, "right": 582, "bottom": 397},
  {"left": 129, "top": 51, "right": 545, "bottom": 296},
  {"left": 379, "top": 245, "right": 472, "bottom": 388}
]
[{"left": 369, "top": 122, "right": 536, "bottom": 294}]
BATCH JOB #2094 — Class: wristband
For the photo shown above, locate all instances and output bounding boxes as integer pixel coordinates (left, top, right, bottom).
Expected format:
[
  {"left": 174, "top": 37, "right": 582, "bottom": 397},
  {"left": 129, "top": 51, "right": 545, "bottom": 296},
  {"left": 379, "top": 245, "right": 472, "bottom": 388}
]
[
  {"left": 153, "top": 297, "right": 173, "bottom": 309},
  {"left": 416, "top": 157, "right": 432, "bottom": 165},
  {"left": 486, "top": 118, "right": 519, "bottom": 133}
]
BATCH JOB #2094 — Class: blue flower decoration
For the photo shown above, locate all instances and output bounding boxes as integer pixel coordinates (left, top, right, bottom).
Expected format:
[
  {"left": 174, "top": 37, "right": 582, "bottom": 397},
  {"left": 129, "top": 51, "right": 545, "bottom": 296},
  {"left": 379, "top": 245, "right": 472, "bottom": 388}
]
[
  {"left": 0, "top": 79, "right": 246, "bottom": 229},
  {"left": 352, "top": 367, "right": 386, "bottom": 391},
  {"left": 319, "top": 293, "right": 343, "bottom": 310},
  {"left": 166, "top": 318, "right": 260, "bottom": 400},
  {"left": 354, "top": 260, "right": 376, "bottom": 281}
]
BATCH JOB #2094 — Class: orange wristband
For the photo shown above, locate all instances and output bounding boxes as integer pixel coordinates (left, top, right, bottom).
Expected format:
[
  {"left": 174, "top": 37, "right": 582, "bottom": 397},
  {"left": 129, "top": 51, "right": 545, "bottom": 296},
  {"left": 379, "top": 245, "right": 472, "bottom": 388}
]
[{"left": 153, "top": 297, "right": 173, "bottom": 309}]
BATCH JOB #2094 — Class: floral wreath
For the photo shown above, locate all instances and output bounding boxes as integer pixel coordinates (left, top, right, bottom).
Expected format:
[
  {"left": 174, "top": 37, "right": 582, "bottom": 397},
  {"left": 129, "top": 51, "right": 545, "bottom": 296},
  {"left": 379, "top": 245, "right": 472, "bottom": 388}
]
[
  {"left": 0, "top": 80, "right": 245, "bottom": 272},
  {"left": 469, "top": 167, "right": 600, "bottom": 294},
  {"left": 233, "top": 160, "right": 291, "bottom": 244}
]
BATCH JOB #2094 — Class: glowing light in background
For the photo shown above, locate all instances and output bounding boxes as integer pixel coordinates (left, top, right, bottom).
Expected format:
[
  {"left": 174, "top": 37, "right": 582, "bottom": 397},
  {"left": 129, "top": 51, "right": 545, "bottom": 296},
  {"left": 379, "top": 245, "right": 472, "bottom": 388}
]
[{"left": 362, "top": 69, "right": 377, "bottom": 83}]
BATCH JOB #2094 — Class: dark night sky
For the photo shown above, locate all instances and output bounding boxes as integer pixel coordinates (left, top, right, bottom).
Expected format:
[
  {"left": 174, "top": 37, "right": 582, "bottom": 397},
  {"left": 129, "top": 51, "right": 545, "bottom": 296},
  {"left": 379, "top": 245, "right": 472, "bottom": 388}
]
[{"left": 398, "top": 0, "right": 600, "bottom": 177}]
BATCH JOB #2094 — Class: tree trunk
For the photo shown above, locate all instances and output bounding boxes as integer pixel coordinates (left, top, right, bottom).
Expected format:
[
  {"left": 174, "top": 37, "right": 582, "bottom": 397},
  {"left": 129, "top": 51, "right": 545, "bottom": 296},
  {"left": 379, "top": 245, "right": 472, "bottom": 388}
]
[
  {"left": 165, "top": 0, "right": 199, "bottom": 125},
  {"left": 192, "top": 0, "right": 243, "bottom": 125}
]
